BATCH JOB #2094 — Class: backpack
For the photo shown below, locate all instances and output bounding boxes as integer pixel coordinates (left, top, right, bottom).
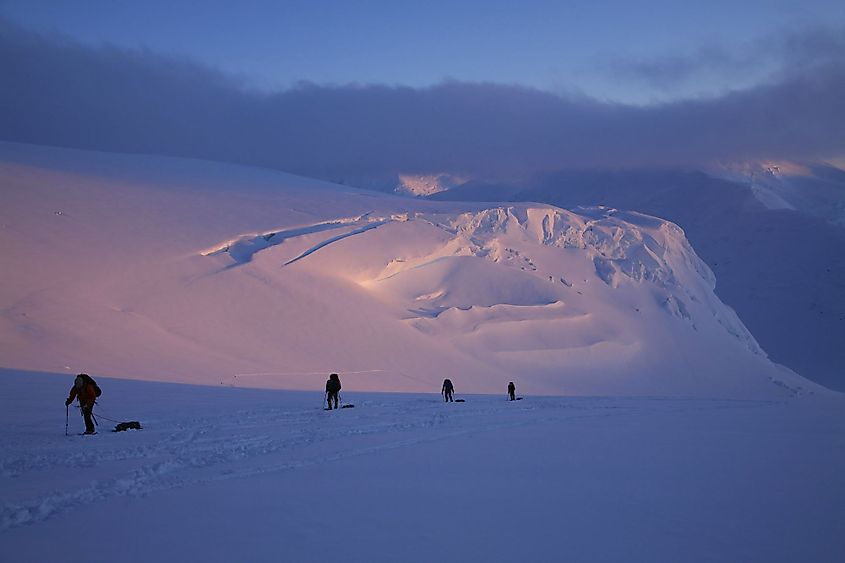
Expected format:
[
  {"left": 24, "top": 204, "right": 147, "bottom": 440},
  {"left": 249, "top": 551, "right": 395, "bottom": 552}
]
[{"left": 79, "top": 373, "right": 102, "bottom": 397}]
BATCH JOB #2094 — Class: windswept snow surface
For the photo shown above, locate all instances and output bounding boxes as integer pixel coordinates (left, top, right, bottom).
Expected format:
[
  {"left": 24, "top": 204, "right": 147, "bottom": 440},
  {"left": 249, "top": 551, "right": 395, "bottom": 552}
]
[
  {"left": 1, "top": 370, "right": 844, "bottom": 563},
  {"left": 0, "top": 142, "right": 821, "bottom": 397}
]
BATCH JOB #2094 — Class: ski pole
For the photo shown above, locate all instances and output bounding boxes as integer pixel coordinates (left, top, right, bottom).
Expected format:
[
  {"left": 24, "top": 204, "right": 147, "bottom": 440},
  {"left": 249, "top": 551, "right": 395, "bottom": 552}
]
[{"left": 65, "top": 404, "right": 68, "bottom": 436}]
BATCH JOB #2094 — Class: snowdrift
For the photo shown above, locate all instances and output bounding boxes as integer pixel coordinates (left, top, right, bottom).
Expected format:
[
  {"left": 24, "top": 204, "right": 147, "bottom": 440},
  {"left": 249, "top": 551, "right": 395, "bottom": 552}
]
[{"left": 0, "top": 142, "right": 819, "bottom": 397}]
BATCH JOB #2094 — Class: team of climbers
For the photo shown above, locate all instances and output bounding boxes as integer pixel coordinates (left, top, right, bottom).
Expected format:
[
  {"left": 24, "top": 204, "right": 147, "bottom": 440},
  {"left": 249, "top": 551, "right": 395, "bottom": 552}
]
[{"left": 64, "top": 371, "right": 518, "bottom": 434}]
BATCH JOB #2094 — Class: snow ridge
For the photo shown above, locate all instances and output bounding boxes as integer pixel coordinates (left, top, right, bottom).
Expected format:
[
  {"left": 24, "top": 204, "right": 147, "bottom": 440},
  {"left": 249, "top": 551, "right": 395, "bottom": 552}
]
[{"left": 200, "top": 203, "right": 762, "bottom": 363}]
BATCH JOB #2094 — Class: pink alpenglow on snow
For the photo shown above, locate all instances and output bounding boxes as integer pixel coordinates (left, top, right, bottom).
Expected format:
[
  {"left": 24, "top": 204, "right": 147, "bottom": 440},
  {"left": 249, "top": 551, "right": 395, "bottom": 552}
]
[
  {"left": 2, "top": 142, "right": 844, "bottom": 563},
  {"left": 0, "top": 141, "right": 821, "bottom": 398}
]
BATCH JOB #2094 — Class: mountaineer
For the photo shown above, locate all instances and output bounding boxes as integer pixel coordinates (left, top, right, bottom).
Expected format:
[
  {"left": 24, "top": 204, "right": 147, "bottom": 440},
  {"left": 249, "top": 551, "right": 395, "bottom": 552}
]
[
  {"left": 442, "top": 378, "right": 454, "bottom": 402},
  {"left": 65, "top": 373, "right": 101, "bottom": 435},
  {"left": 325, "top": 373, "right": 342, "bottom": 410}
]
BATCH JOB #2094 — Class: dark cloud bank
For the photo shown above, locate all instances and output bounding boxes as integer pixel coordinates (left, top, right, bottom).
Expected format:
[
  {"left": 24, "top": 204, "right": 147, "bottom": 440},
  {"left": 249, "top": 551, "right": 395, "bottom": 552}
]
[{"left": 1, "top": 20, "right": 844, "bottom": 180}]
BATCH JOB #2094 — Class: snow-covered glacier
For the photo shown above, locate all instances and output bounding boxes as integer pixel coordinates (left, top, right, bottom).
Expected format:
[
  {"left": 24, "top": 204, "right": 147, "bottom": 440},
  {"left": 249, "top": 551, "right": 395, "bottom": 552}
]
[
  {"left": 2, "top": 142, "right": 843, "bottom": 563},
  {"left": 0, "top": 141, "right": 819, "bottom": 397}
]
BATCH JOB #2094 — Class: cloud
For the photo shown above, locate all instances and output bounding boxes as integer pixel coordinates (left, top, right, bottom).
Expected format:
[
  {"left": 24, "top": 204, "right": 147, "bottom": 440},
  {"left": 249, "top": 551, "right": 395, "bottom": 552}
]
[
  {"left": 607, "top": 46, "right": 754, "bottom": 90},
  {"left": 605, "top": 26, "right": 845, "bottom": 93},
  {"left": 1, "top": 19, "right": 843, "bottom": 180}
]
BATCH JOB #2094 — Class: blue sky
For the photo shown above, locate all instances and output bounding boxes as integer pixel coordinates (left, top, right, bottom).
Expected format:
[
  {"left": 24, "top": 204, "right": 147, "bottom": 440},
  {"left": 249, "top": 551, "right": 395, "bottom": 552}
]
[{"left": 3, "top": 0, "right": 844, "bottom": 104}]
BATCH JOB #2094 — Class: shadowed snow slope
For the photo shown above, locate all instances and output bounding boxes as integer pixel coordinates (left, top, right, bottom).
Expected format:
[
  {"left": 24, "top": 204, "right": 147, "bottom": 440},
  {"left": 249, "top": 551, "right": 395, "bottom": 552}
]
[{"left": 0, "top": 142, "right": 822, "bottom": 397}]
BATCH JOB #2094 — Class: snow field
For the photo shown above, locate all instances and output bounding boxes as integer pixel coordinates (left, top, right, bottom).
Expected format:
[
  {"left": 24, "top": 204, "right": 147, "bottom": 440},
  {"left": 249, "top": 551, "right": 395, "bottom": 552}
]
[{"left": 1, "top": 370, "right": 844, "bottom": 562}]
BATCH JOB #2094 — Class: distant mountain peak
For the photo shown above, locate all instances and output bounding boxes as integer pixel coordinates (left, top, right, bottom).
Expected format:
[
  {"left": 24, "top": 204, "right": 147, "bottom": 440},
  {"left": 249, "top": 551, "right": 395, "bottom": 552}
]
[{"left": 395, "top": 173, "right": 468, "bottom": 197}]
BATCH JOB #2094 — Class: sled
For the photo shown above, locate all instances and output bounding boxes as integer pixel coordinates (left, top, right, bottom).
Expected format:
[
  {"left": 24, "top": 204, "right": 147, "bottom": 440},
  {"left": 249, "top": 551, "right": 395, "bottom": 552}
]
[{"left": 113, "top": 421, "right": 143, "bottom": 432}]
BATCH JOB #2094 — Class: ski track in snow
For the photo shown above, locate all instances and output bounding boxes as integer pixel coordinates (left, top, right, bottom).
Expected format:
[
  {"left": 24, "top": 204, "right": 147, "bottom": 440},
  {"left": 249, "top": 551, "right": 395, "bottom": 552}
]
[{"left": 0, "top": 396, "right": 767, "bottom": 532}]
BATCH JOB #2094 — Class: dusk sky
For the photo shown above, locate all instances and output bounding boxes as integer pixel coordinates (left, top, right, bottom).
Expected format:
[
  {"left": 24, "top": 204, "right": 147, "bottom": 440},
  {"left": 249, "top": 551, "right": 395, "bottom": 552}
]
[
  {"left": 1, "top": 0, "right": 844, "bottom": 178},
  {"left": 4, "top": 0, "right": 845, "bottom": 102}
]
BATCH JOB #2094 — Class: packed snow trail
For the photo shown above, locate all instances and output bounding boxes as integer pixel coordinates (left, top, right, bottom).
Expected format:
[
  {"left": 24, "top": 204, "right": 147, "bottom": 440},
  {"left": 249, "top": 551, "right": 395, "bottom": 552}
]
[{"left": 2, "top": 370, "right": 845, "bottom": 563}]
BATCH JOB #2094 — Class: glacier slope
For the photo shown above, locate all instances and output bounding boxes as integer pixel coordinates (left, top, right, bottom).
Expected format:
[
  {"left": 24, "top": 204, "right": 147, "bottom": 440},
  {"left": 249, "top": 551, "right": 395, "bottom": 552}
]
[{"left": 0, "top": 142, "right": 818, "bottom": 397}]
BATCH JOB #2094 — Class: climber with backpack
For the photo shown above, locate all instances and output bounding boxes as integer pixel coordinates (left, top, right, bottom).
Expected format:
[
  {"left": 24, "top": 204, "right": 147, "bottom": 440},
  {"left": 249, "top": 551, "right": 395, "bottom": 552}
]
[
  {"left": 65, "top": 373, "right": 101, "bottom": 435},
  {"left": 442, "top": 378, "right": 454, "bottom": 402},
  {"left": 325, "top": 373, "right": 342, "bottom": 410}
]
